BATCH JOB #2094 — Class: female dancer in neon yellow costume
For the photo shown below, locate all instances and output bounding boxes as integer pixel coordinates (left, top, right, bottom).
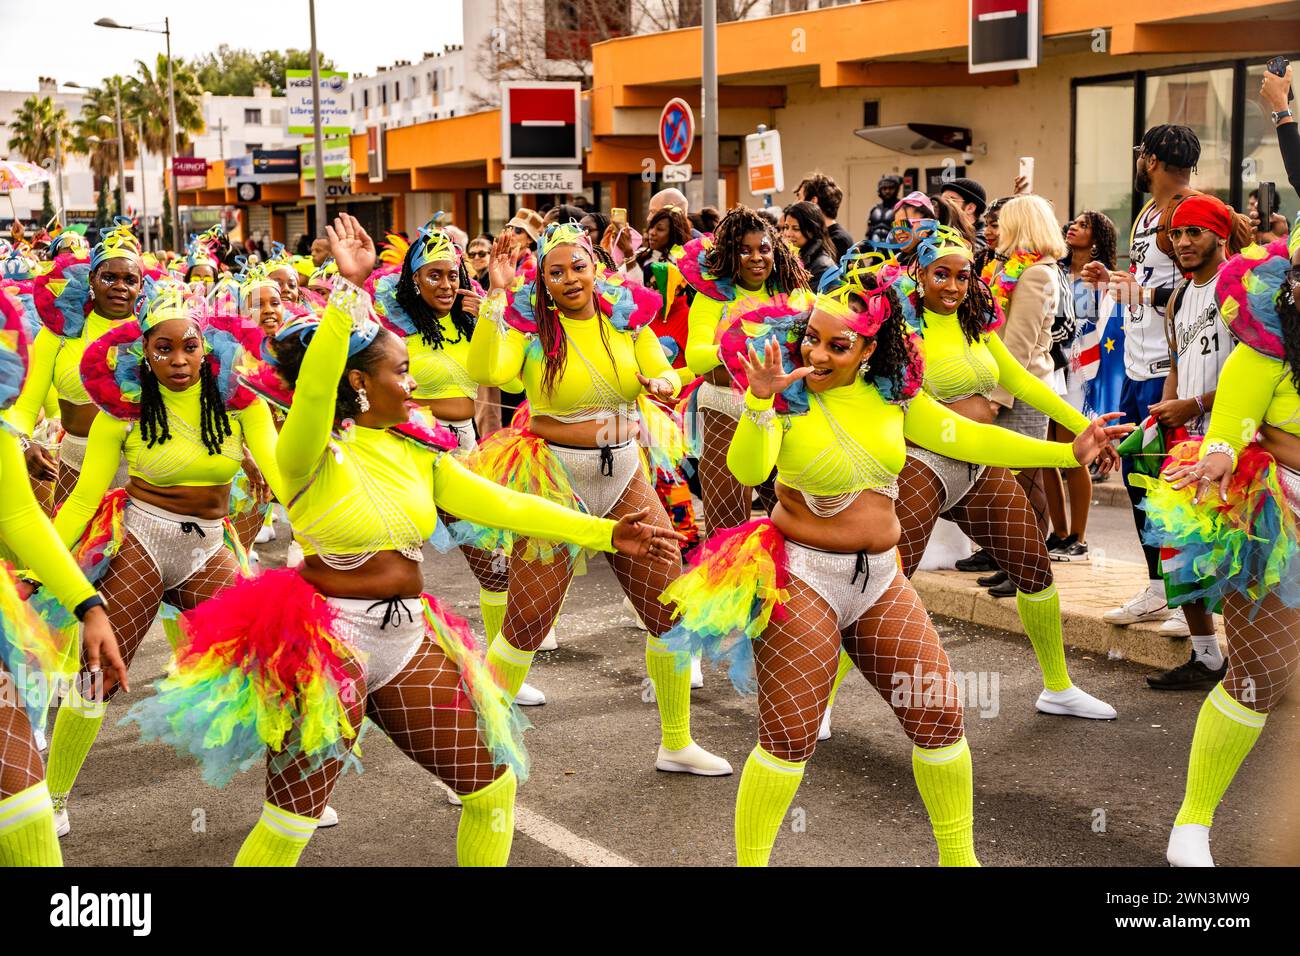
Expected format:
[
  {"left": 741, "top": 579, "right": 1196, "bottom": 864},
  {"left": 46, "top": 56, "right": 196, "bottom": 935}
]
[
  {"left": 123, "top": 215, "right": 680, "bottom": 865},
  {"left": 466, "top": 220, "right": 732, "bottom": 775},
  {"left": 1140, "top": 235, "right": 1300, "bottom": 866},
  {"left": 42, "top": 276, "right": 284, "bottom": 838},
  {"left": 660, "top": 277, "right": 1130, "bottom": 865},
  {"left": 0, "top": 289, "right": 125, "bottom": 866},
  {"left": 7, "top": 218, "right": 142, "bottom": 506}
]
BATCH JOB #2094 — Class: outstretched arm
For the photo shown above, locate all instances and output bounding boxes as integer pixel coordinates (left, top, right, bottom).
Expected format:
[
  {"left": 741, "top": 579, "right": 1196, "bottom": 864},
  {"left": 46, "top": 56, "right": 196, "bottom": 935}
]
[{"left": 52, "top": 411, "right": 128, "bottom": 547}]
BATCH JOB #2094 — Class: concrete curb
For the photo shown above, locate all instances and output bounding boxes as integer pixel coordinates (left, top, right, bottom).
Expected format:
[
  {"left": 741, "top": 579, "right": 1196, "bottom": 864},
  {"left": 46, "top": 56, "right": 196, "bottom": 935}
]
[{"left": 913, "top": 557, "right": 1226, "bottom": 671}]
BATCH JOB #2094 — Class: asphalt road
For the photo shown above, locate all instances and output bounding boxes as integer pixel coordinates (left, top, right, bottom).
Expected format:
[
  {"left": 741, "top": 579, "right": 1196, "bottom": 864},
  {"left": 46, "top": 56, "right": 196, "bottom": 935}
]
[{"left": 49, "top": 513, "right": 1296, "bottom": 868}]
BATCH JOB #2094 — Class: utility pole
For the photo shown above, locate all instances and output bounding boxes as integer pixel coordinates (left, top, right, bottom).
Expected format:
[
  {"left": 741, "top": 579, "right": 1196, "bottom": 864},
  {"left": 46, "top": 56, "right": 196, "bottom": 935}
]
[
  {"left": 113, "top": 79, "right": 127, "bottom": 216},
  {"left": 309, "top": 0, "right": 327, "bottom": 238},
  {"left": 138, "top": 113, "right": 150, "bottom": 252},
  {"left": 164, "top": 16, "right": 181, "bottom": 248},
  {"left": 701, "top": 0, "right": 718, "bottom": 208}
]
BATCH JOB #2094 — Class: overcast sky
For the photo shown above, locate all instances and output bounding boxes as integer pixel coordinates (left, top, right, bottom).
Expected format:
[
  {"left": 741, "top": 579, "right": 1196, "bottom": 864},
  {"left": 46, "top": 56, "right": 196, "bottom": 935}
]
[{"left": 0, "top": 0, "right": 465, "bottom": 91}]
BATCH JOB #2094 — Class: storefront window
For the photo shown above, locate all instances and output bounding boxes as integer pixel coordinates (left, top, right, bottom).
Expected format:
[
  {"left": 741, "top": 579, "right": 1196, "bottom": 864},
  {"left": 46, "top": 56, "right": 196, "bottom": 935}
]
[
  {"left": 1145, "top": 67, "right": 1234, "bottom": 206},
  {"left": 1073, "top": 78, "right": 1135, "bottom": 260}
]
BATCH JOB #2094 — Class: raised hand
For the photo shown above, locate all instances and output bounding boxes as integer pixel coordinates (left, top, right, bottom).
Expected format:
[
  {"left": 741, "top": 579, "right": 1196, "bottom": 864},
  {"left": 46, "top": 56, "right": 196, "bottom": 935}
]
[
  {"left": 739, "top": 337, "right": 812, "bottom": 401},
  {"left": 488, "top": 233, "right": 517, "bottom": 291},
  {"left": 611, "top": 508, "right": 686, "bottom": 564},
  {"left": 1070, "top": 412, "right": 1134, "bottom": 468},
  {"left": 325, "top": 213, "right": 376, "bottom": 287}
]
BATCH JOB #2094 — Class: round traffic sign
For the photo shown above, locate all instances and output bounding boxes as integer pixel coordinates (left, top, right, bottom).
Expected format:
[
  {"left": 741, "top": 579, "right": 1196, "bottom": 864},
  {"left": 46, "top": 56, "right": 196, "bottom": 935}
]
[{"left": 658, "top": 98, "right": 695, "bottom": 166}]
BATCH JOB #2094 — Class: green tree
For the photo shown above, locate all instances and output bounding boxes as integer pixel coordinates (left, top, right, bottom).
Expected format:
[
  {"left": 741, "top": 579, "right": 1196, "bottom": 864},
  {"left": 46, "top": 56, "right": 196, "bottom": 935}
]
[
  {"left": 125, "top": 54, "right": 204, "bottom": 249},
  {"left": 69, "top": 78, "right": 138, "bottom": 224},
  {"left": 191, "top": 45, "right": 335, "bottom": 96},
  {"left": 6, "top": 94, "right": 69, "bottom": 222}
]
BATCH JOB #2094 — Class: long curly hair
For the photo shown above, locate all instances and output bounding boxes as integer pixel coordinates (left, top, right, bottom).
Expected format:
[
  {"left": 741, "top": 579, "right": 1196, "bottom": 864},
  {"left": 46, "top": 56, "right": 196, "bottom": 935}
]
[
  {"left": 906, "top": 254, "right": 997, "bottom": 346},
  {"left": 270, "top": 329, "right": 395, "bottom": 421},
  {"left": 852, "top": 282, "right": 915, "bottom": 398},
  {"left": 138, "top": 349, "right": 232, "bottom": 456},
  {"left": 393, "top": 248, "right": 476, "bottom": 348},
  {"left": 533, "top": 243, "right": 618, "bottom": 397},
  {"left": 705, "top": 206, "right": 809, "bottom": 294},
  {"left": 1280, "top": 279, "right": 1300, "bottom": 395},
  {"left": 1077, "top": 210, "right": 1117, "bottom": 271}
]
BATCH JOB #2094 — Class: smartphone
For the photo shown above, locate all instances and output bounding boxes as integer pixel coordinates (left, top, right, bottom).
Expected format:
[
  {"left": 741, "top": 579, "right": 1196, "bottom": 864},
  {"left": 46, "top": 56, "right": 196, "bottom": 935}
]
[
  {"left": 1257, "top": 181, "right": 1276, "bottom": 229},
  {"left": 611, "top": 207, "right": 627, "bottom": 225},
  {"left": 1266, "top": 55, "right": 1295, "bottom": 102},
  {"left": 1018, "top": 157, "right": 1035, "bottom": 193}
]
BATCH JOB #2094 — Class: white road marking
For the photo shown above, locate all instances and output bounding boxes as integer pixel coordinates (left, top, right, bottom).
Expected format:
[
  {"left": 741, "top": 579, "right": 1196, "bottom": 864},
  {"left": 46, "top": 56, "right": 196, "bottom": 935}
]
[{"left": 514, "top": 805, "right": 638, "bottom": 867}]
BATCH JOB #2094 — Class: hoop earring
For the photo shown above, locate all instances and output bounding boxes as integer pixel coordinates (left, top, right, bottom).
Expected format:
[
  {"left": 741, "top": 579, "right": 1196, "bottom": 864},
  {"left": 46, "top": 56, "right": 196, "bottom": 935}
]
[{"left": 357, "top": 387, "right": 370, "bottom": 413}]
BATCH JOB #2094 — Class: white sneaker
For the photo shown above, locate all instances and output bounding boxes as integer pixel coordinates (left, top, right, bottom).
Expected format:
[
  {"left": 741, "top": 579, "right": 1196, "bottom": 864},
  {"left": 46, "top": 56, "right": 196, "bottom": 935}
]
[
  {"left": 33, "top": 727, "right": 47, "bottom": 752},
  {"left": 690, "top": 656, "right": 703, "bottom": 689},
  {"left": 53, "top": 808, "right": 69, "bottom": 838},
  {"left": 818, "top": 706, "right": 833, "bottom": 741},
  {"left": 254, "top": 523, "right": 276, "bottom": 544},
  {"left": 286, "top": 541, "right": 305, "bottom": 568},
  {"left": 1035, "top": 686, "right": 1117, "bottom": 720},
  {"left": 1167, "top": 823, "right": 1214, "bottom": 867},
  {"left": 623, "top": 596, "right": 646, "bottom": 630},
  {"left": 317, "top": 805, "right": 339, "bottom": 828},
  {"left": 1159, "top": 610, "right": 1191, "bottom": 637},
  {"left": 1103, "top": 583, "right": 1173, "bottom": 625},
  {"left": 537, "top": 627, "right": 559, "bottom": 651},
  {"left": 655, "top": 742, "right": 733, "bottom": 776},
  {"left": 515, "top": 682, "right": 546, "bottom": 706}
]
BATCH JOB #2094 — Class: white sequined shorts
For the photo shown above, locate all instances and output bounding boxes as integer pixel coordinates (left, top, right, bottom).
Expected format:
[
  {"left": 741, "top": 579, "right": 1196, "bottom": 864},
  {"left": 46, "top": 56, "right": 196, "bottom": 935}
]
[
  {"left": 785, "top": 542, "right": 900, "bottom": 632},
  {"left": 59, "top": 432, "right": 129, "bottom": 488},
  {"left": 696, "top": 380, "right": 744, "bottom": 422},
  {"left": 549, "top": 439, "right": 640, "bottom": 519},
  {"left": 906, "top": 446, "right": 987, "bottom": 514},
  {"left": 327, "top": 596, "right": 425, "bottom": 692},
  {"left": 1281, "top": 464, "right": 1300, "bottom": 518},
  {"left": 440, "top": 417, "right": 479, "bottom": 457},
  {"left": 124, "top": 499, "right": 227, "bottom": 591}
]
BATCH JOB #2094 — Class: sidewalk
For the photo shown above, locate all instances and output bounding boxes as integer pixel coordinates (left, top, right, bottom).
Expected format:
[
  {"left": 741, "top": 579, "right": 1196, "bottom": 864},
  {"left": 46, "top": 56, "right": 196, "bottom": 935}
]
[{"left": 914, "top": 556, "right": 1226, "bottom": 670}]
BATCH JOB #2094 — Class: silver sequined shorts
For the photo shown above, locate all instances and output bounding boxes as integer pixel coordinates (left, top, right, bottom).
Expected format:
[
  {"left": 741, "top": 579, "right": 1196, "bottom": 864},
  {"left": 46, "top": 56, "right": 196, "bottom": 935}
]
[
  {"left": 549, "top": 439, "right": 640, "bottom": 519},
  {"left": 440, "top": 417, "right": 479, "bottom": 457},
  {"left": 696, "top": 380, "right": 744, "bottom": 421},
  {"left": 326, "top": 596, "right": 425, "bottom": 692},
  {"left": 785, "top": 542, "right": 900, "bottom": 631},
  {"left": 124, "top": 499, "right": 227, "bottom": 590},
  {"left": 59, "top": 432, "right": 130, "bottom": 488},
  {"left": 906, "top": 446, "right": 987, "bottom": 514}
]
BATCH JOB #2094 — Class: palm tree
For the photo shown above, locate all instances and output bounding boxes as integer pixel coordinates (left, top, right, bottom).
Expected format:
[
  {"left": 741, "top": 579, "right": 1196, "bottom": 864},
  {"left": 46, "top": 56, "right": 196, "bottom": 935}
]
[
  {"left": 70, "top": 78, "right": 138, "bottom": 223},
  {"left": 124, "top": 54, "right": 204, "bottom": 247},
  {"left": 6, "top": 95, "right": 69, "bottom": 222}
]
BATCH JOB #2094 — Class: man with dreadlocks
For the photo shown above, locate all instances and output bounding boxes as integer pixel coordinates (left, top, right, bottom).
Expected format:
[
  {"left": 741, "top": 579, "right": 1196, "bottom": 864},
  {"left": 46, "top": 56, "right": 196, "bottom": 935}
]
[
  {"left": 41, "top": 276, "right": 285, "bottom": 839},
  {"left": 6, "top": 218, "right": 141, "bottom": 507},
  {"left": 465, "top": 219, "right": 732, "bottom": 777},
  {"left": 679, "top": 206, "right": 813, "bottom": 540},
  {"left": 371, "top": 223, "right": 547, "bottom": 706},
  {"left": 659, "top": 274, "right": 1130, "bottom": 865}
]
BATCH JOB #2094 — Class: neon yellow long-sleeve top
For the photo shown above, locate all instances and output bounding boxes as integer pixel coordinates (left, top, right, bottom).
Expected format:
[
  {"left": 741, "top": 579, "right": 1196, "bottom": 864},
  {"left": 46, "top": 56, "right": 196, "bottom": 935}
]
[
  {"left": 467, "top": 305, "right": 680, "bottom": 419},
  {"left": 278, "top": 289, "right": 617, "bottom": 565},
  {"left": 729, "top": 379, "right": 1080, "bottom": 496},
  {"left": 5, "top": 312, "right": 132, "bottom": 435},
  {"left": 53, "top": 387, "right": 283, "bottom": 547},
  {"left": 404, "top": 317, "right": 480, "bottom": 401},
  {"left": 917, "top": 308, "right": 1091, "bottom": 434},
  {"left": 1201, "top": 342, "right": 1300, "bottom": 458},
  {"left": 0, "top": 428, "right": 97, "bottom": 610}
]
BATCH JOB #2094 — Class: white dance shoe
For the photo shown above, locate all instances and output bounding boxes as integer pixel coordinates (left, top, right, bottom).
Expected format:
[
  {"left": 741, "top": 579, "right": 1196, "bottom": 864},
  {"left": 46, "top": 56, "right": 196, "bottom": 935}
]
[
  {"left": 818, "top": 707, "right": 834, "bottom": 741},
  {"left": 537, "top": 627, "right": 559, "bottom": 651},
  {"left": 690, "top": 657, "right": 703, "bottom": 689},
  {"left": 1167, "top": 823, "right": 1214, "bottom": 867},
  {"left": 317, "top": 805, "right": 339, "bottom": 828},
  {"left": 53, "top": 808, "right": 70, "bottom": 838},
  {"left": 1035, "top": 686, "right": 1117, "bottom": 720},
  {"left": 655, "top": 742, "right": 733, "bottom": 776},
  {"left": 515, "top": 682, "right": 546, "bottom": 706}
]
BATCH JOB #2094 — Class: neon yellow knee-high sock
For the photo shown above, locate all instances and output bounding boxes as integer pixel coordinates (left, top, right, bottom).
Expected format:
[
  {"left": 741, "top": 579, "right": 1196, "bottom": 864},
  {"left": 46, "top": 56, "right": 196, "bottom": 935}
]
[
  {"left": 734, "top": 746, "right": 806, "bottom": 867},
  {"left": 233, "top": 802, "right": 319, "bottom": 867},
  {"left": 646, "top": 635, "right": 692, "bottom": 750},
  {"left": 1016, "top": 584, "right": 1072, "bottom": 692},
  {"left": 485, "top": 634, "right": 535, "bottom": 698},
  {"left": 0, "top": 783, "right": 63, "bottom": 867},
  {"left": 479, "top": 588, "right": 507, "bottom": 650},
  {"left": 46, "top": 686, "right": 107, "bottom": 810},
  {"left": 825, "top": 648, "right": 854, "bottom": 710},
  {"left": 912, "top": 737, "right": 979, "bottom": 867},
  {"left": 456, "top": 768, "right": 517, "bottom": 867},
  {"left": 1175, "top": 683, "right": 1267, "bottom": 828}
]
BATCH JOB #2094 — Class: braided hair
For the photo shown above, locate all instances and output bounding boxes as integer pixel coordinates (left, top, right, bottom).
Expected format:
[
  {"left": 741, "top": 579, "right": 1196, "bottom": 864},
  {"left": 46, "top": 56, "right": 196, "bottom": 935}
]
[
  {"left": 393, "top": 249, "right": 476, "bottom": 348},
  {"left": 138, "top": 351, "right": 232, "bottom": 456},
  {"left": 269, "top": 330, "right": 394, "bottom": 421},
  {"left": 906, "top": 253, "right": 997, "bottom": 346},
  {"left": 705, "top": 206, "right": 810, "bottom": 294}
]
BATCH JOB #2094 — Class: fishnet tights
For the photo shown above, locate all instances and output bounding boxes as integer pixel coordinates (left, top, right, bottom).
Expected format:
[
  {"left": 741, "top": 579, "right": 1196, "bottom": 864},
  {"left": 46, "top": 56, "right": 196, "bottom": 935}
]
[
  {"left": 437, "top": 509, "right": 509, "bottom": 594},
  {"left": 756, "top": 571, "right": 964, "bottom": 763},
  {"left": 1222, "top": 590, "right": 1300, "bottom": 714},
  {"left": 263, "top": 631, "right": 505, "bottom": 818},
  {"left": 896, "top": 459, "right": 1053, "bottom": 594},
  {"left": 0, "top": 676, "right": 43, "bottom": 799},
  {"left": 698, "top": 410, "right": 776, "bottom": 536},
  {"left": 503, "top": 470, "right": 681, "bottom": 651}
]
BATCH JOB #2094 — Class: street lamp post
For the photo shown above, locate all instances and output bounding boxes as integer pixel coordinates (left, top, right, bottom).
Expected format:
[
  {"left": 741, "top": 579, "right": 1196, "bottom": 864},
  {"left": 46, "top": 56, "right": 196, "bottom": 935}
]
[
  {"left": 309, "top": 0, "right": 327, "bottom": 238},
  {"left": 94, "top": 16, "right": 181, "bottom": 250},
  {"left": 701, "top": 0, "right": 718, "bottom": 208},
  {"left": 138, "top": 114, "right": 150, "bottom": 252},
  {"left": 113, "top": 81, "right": 127, "bottom": 217}
]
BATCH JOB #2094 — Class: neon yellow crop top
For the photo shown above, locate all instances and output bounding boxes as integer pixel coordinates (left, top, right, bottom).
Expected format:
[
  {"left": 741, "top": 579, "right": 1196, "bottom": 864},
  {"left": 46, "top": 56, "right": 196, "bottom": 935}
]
[
  {"left": 53, "top": 388, "right": 283, "bottom": 547},
  {"left": 6, "top": 312, "right": 132, "bottom": 435},
  {"left": 278, "top": 289, "right": 618, "bottom": 567},
  {"left": 686, "top": 287, "right": 772, "bottom": 376},
  {"left": 917, "top": 308, "right": 1091, "bottom": 434},
  {"left": 468, "top": 307, "right": 680, "bottom": 421},
  {"left": 406, "top": 317, "right": 479, "bottom": 402},
  {"left": 0, "top": 429, "right": 98, "bottom": 609},
  {"left": 1202, "top": 343, "right": 1300, "bottom": 457},
  {"left": 730, "top": 380, "right": 1080, "bottom": 506}
]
